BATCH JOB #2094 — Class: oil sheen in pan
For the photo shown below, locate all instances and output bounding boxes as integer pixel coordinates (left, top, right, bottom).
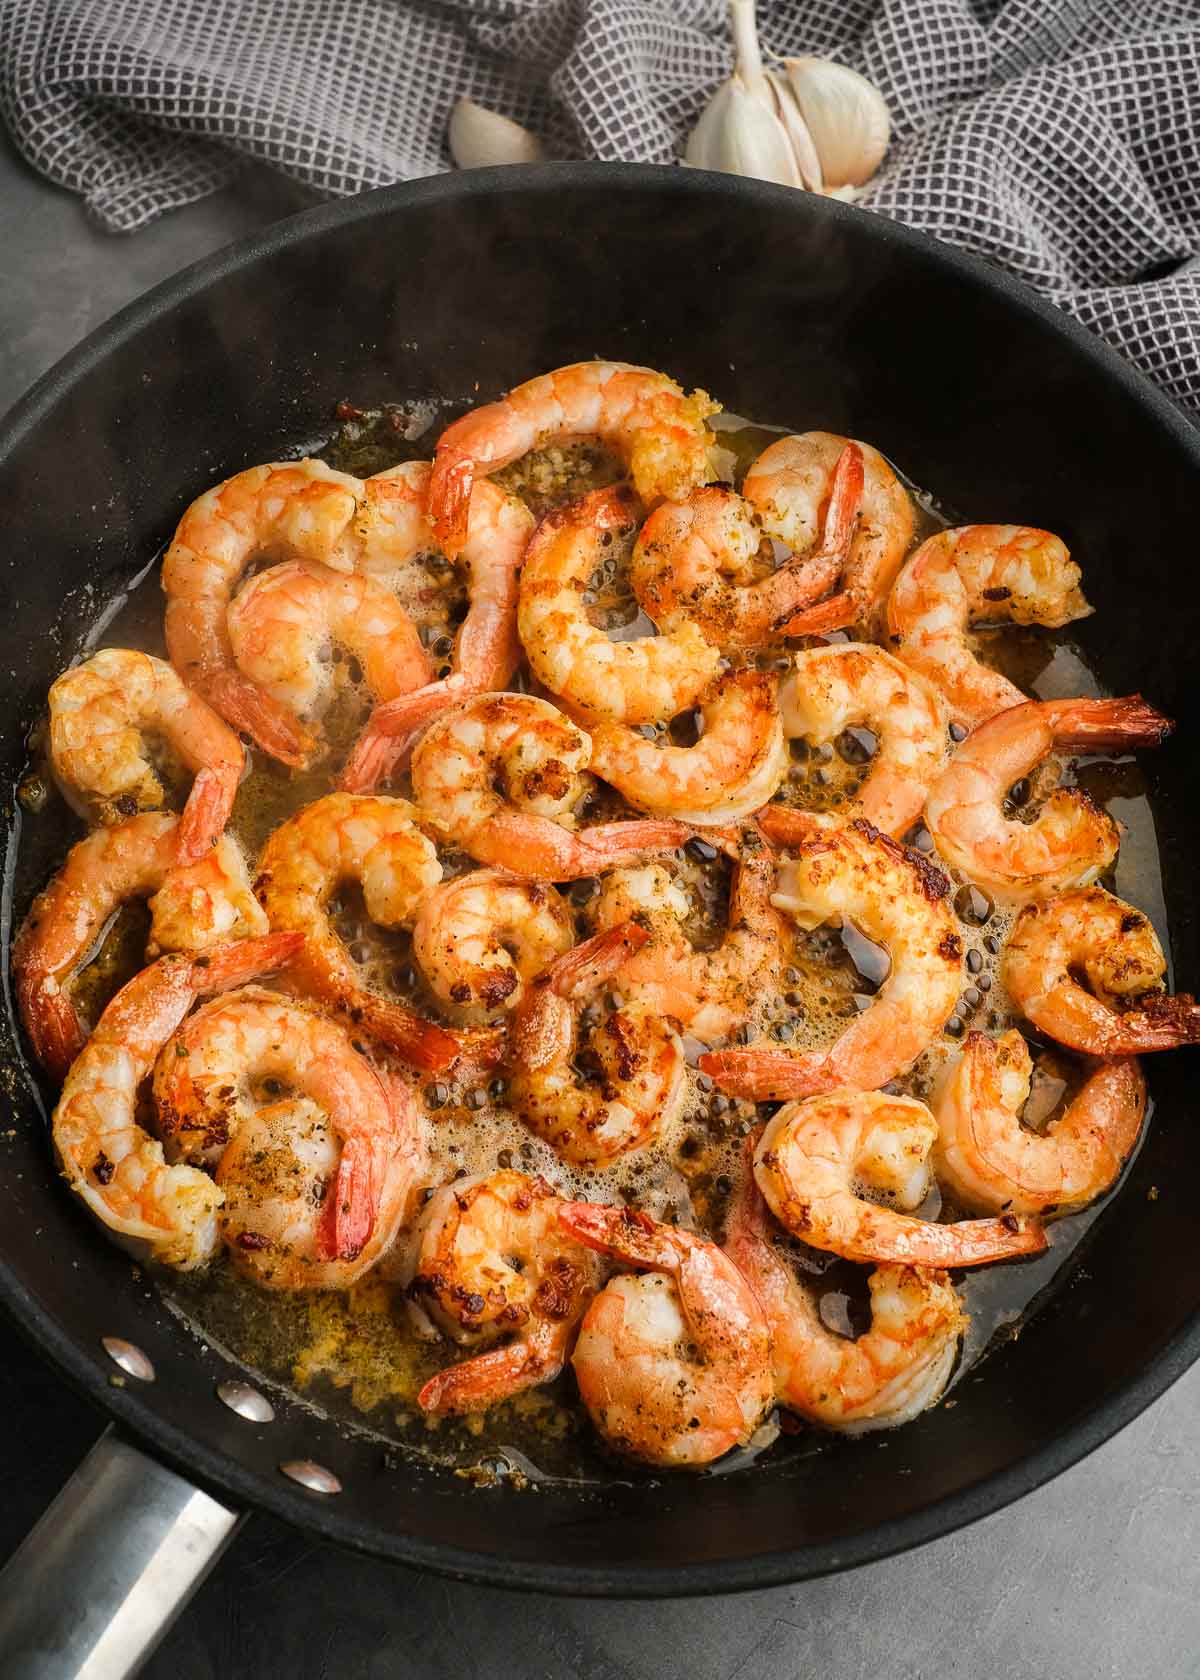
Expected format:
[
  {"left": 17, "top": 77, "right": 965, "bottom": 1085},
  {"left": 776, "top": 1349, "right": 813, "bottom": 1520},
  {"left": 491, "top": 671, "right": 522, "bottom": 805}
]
[{"left": 8, "top": 407, "right": 1170, "bottom": 1486}]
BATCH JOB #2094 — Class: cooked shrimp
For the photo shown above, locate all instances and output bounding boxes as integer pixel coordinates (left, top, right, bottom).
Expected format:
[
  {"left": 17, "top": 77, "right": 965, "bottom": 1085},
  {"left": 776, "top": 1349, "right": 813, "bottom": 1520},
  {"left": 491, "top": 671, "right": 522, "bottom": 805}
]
[
  {"left": 428, "top": 360, "right": 719, "bottom": 556},
  {"left": 1001, "top": 887, "right": 1200, "bottom": 1052},
  {"left": 14, "top": 813, "right": 266, "bottom": 1083},
  {"left": 725, "top": 1163, "right": 964, "bottom": 1431},
  {"left": 590, "top": 831, "right": 789, "bottom": 1041},
  {"left": 559, "top": 1202, "right": 774, "bottom": 1468},
  {"left": 753, "top": 1093, "right": 1047, "bottom": 1266},
  {"left": 932, "top": 1029, "right": 1147, "bottom": 1216},
  {"left": 411, "top": 871, "right": 574, "bottom": 1023},
  {"left": 412, "top": 1171, "right": 601, "bottom": 1415},
  {"left": 586, "top": 670, "right": 787, "bottom": 824},
  {"left": 758, "top": 643, "right": 948, "bottom": 840},
  {"left": 508, "top": 924, "right": 687, "bottom": 1166},
  {"left": 51, "top": 933, "right": 300, "bottom": 1268},
  {"left": 255, "top": 793, "right": 488, "bottom": 1074},
  {"left": 627, "top": 442, "right": 863, "bottom": 649},
  {"left": 925, "top": 696, "right": 1172, "bottom": 900},
  {"left": 227, "top": 559, "right": 431, "bottom": 761},
  {"left": 340, "top": 481, "right": 535, "bottom": 789},
  {"left": 701, "top": 817, "right": 962, "bottom": 1099},
  {"left": 741, "top": 431, "right": 914, "bottom": 635},
  {"left": 517, "top": 485, "right": 721, "bottom": 726},
  {"left": 408, "top": 693, "right": 687, "bottom": 880},
  {"left": 154, "top": 988, "right": 423, "bottom": 1288},
  {"left": 163, "top": 458, "right": 447, "bottom": 766},
  {"left": 48, "top": 649, "right": 243, "bottom": 863},
  {"left": 888, "top": 525, "right": 1092, "bottom": 727}
]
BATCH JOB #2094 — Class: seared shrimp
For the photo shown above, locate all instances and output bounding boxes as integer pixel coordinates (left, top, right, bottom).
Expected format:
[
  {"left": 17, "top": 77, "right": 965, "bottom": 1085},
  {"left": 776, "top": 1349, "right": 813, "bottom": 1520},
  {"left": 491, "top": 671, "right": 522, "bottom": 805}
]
[
  {"left": 412, "top": 1172, "right": 601, "bottom": 1415},
  {"left": 760, "top": 643, "right": 949, "bottom": 839},
  {"left": 933, "top": 1030, "right": 1147, "bottom": 1216},
  {"left": 753, "top": 1093, "right": 1046, "bottom": 1266},
  {"left": 1002, "top": 887, "right": 1200, "bottom": 1052},
  {"left": 701, "top": 817, "right": 962, "bottom": 1099},
  {"left": 255, "top": 793, "right": 487, "bottom": 1074},
  {"left": 741, "top": 431, "right": 915, "bottom": 634},
  {"left": 227, "top": 559, "right": 431, "bottom": 760},
  {"left": 154, "top": 988, "right": 423, "bottom": 1288},
  {"left": 411, "top": 871, "right": 574, "bottom": 1022},
  {"left": 163, "top": 458, "right": 444, "bottom": 765},
  {"left": 586, "top": 670, "right": 787, "bottom": 824},
  {"left": 52, "top": 933, "right": 300, "bottom": 1268},
  {"left": 518, "top": 485, "right": 721, "bottom": 726},
  {"left": 428, "top": 360, "right": 719, "bottom": 555},
  {"left": 888, "top": 525, "right": 1092, "bottom": 727},
  {"left": 627, "top": 442, "right": 863, "bottom": 649},
  {"left": 591, "top": 832, "right": 788, "bottom": 1041},
  {"left": 340, "top": 481, "right": 535, "bottom": 788},
  {"left": 925, "top": 696, "right": 1172, "bottom": 900},
  {"left": 409, "top": 693, "right": 687, "bottom": 879},
  {"left": 725, "top": 1164, "right": 964, "bottom": 1432},
  {"left": 560, "top": 1202, "right": 774, "bottom": 1468},
  {"left": 48, "top": 649, "right": 243, "bottom": 862},
  {"left": 14, "top": 813, "right": 266, "bottom": 1083},
  {"left": 508, "top": 925, "right": 687, "bottom": 1166}
]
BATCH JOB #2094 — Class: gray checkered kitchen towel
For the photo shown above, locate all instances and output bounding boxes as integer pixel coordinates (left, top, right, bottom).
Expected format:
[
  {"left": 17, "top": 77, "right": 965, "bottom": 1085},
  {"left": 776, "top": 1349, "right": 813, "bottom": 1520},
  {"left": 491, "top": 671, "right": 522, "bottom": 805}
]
[{"left": 3, "top": 1, "right": 1200, "bottom": 409}]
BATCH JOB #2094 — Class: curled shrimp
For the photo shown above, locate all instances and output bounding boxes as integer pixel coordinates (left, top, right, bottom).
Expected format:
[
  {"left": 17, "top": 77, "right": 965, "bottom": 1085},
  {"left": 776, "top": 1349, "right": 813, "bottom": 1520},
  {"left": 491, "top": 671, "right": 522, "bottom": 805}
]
[
  {"left": 51, "top": 932, "right": 301, "bottom": 1269},
  {"left": 411, "top": 1171, "right": 601, "bottom": 1415},
  {"left": 408, "top": 693, "right": 687, "bottom": 880},
  {"left": 585, "top": 670, "right": 788, "bottom": 825},
  {"left": 559, "top": 1201, "right": 774, "bottom": 1468},
  {"left": 753, "top": 1093, "right": 1047, "bottom": 1266},
  {"left": 888, "top": 525, "right": 1092, "bottom": 727},
  {"left": 154, "top": 988, "right": 423, "bottom": 1288},
  {"left": 758, "top": 642, "right": 949, "bottom": 840},
  {"left": 701, "top": 817, "right": 962, "bottom": 1100},
  {"left": 339, "top": 481, "right": 535, "bottom": 789},
  {"left": 1001, "top": 887, "right": 1200, "bottom": 1053},
  {"left": 925, "top": 696, "right": 1172, "bottom": 901},
  {"left": 741, "top": 431, "right": 915, "bottom": 635},
  {"left": 508, "top": 924, "right": 687, "bottom": 1167},
  {"left": 14, "top": 813, "right": 266, "bottom": 1084},
  {"left": 226, "top": 559, "right": 431, "bottom": 762},
  {"left": 932, "top": 1030, "right": 1147, "bottom": 1216},
  {"left": 725, "top": 1163, "right": 965, "bottom": 1432},
  {"left": 411, "top": 871, "right": 574, "bottom": 1023},
  {"left": 48, "top": 649, "right": 243, "bottom": 862},
  {"left": 590, "top": 831, "right": 789, "bottom": 1041},
  {"left": 255, "top": 793, "right": 489, "bottom": 1074},
  {"left": 163, "top": 458, "right": 442, "bottom": 765},
  {"left": 518, "top": 485, "right": 721, "bottom": 726},
  {"left": 428, "top": 360, "right": 719, "bottom": 556},
  {"left": 627, "top": 441, "right": 863, "bottom": 649}
]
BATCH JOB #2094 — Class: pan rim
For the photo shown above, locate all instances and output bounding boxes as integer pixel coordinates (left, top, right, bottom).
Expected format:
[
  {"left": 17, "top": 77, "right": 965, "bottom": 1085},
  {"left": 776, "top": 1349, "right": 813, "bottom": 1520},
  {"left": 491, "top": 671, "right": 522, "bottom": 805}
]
[{"left": 2, "top": 160, "right": 1199, "bottom": 1595}]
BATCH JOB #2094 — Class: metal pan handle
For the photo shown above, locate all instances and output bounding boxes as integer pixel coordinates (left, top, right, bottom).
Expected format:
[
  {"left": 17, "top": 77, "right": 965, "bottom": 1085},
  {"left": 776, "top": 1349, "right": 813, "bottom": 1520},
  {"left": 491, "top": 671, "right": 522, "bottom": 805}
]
[{"left": 0, "top": 1426, "right": 241, "bottom": 1679}]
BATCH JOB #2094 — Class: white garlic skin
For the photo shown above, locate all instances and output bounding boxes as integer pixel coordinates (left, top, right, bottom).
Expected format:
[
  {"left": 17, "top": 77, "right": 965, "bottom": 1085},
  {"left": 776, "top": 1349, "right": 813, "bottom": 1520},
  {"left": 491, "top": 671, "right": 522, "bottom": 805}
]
[
  {"left": 684, "top": 75, "right": 804, "bottom": 188},
  {"left": 780, "top": 57, "right": 890, "bottom": 189},
  {"left": 448, "top": 98, "right": 545, "bottom": 170}
]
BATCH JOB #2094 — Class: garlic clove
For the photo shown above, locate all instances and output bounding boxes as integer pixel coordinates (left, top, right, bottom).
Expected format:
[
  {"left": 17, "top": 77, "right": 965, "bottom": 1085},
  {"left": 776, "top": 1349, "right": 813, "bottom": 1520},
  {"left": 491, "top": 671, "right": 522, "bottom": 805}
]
[
  {"left": 685, "top": 76, "right": 803, "bottom": 188},
  {"left": 448, "top": 98, "right": 545, "bottom": 170},
  {"left": 779, "top": 57, "right": 890, "bottom": 189},
  {"left": 765, "top": 71, "right": 823, "bottom": 193}
]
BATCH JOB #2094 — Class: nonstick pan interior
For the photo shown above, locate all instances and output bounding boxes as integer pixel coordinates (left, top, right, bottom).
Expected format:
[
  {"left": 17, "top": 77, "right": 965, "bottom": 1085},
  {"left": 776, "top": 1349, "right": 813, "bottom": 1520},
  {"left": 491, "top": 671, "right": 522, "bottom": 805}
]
[{"left": 0, "top": 165, "right": 1198, "bottom": 1593}]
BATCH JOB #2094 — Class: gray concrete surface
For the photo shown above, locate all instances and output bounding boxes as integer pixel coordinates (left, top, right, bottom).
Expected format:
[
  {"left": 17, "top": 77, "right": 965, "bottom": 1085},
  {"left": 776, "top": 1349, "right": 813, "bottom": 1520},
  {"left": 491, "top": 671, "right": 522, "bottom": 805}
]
[{"left": 0, "top": 131, "right": 1196, "bottom": 1678}]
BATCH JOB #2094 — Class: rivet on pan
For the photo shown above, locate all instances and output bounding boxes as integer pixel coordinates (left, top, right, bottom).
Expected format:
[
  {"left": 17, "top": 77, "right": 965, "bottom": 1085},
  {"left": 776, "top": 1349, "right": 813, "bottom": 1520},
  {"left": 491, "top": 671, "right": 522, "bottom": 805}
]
[
  {"left": 101, "top": 1337, "right": 156, "bottom": 1383},
  {"left": 217, "top": 1380, "right": 275, "bottom": 1424},
  {"left": 280, "top": 1459, "right": 342, "bottom": 1495}
]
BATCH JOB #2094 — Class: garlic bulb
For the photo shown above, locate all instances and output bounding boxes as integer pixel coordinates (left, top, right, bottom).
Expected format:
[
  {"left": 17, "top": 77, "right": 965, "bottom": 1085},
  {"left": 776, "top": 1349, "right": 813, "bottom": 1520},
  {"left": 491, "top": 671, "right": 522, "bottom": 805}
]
[
  {"left": 685, "top": 0, "right": 890, "bottom": 196},
  {"left": 448, "top": 98, "right": 545, "bottom": 169}
]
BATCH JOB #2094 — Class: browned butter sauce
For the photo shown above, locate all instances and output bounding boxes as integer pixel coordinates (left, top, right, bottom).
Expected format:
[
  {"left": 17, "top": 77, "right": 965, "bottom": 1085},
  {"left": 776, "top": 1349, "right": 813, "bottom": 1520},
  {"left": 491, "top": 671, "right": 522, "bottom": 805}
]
[{"left": 10, "top": 402, "right": 1169, "bottom": 1485}]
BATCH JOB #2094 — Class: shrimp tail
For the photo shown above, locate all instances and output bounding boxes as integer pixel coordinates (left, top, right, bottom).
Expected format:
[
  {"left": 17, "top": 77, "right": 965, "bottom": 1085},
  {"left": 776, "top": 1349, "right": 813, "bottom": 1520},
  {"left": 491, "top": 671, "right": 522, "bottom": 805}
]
[
  {"left": 576, "top": 819, "right": 691, "bottom": 869},
  {"left": 1105, "top": 991, "right": 1200, "bottom": 1051},
  {"left": 777, "top": 591, "right": 858, "bottom": 638},
  {"left": 430, "top": 458, "right": 474, "bottom": 557},
  {"left": 698, "top": 1047, "right": 826, "bottom": 1100},
  {"left": 176, "top": 764, "right": 239, "bottom": 864},
  {"left": 16, "top": 971, "right": 85, "bottom": 1086},
  {"left": 755, "top": 805, "right": 833, "bottom": 848},
  {"left": 341, "top": 685, "right": 461, "bottom": 791},
  {"left": 194, "top": 931, "right": 305, "bottom": 992},
  {"left": 546, "top": 921, "right": 650, "bottom": 1000},
  {"left": 417, "top": 1338, "right": 561, "bottom": 1416},
  {"left": 351, "top": 995, "right": 498, "bottom": 1075},
  {"left": 1043, "top": 695, "right": 1173, "bottom": 751},
  {"left": 316, "top": 1132, "right": 378, "bottom": 1263},
  {"left": 555, "top": 1200, "right": 671, "bottom": 1269},
  {"left": 769, "top": 441, "right": 866, "bottom": 636},
  {"left": 201, "top": 669, "right": 317, "bottom": 768}
]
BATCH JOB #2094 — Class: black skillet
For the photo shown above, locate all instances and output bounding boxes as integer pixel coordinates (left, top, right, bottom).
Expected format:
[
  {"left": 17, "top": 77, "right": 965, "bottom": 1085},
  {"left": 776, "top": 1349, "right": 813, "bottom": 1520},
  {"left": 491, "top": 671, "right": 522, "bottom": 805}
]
[{"left": 0, "top": 164, "right": 1197, "bottom": 1675}]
